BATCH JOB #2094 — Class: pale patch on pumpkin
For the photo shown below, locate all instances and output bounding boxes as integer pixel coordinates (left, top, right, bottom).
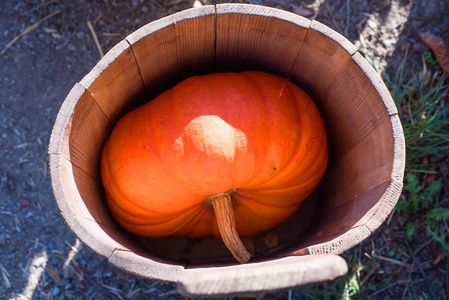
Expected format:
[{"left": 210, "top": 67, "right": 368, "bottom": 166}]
[
  {"left": 179, "top": 115, "right": 248, "bottom": 163},
  {"left": 171, "top": 135, "right": 185, "bottom": 156}
]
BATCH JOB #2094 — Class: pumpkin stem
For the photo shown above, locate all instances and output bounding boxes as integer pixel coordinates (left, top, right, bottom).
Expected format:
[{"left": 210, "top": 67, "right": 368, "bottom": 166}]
[{"left": 210, "top": 193, "right": 251, "bottom": 264}]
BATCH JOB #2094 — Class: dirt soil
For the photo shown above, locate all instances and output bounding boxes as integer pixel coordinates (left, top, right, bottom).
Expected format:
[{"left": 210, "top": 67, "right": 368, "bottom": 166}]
[{"left": 1, "top": 0, "right": 448, "bottom": 299}]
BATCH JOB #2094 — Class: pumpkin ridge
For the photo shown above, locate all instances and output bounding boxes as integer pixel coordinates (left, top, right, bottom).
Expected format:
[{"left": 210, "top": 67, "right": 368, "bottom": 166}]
[
  {"left": 220, "top": 76, "right": 243, "bottom": 189},
  {"left": 236, "top": 72, "right": 283, "bottom": 188},
  {"left": 101, "top": 142, "right": 154, "bottom": 215},
  {"left": 226, "top": 72, "right": 270, "bottom": 189},
  {"left": 116, "top": 202, "right": 208, "bottom": 237},
  {"left": 232, "top": 191, "right": 302, "bottom": 208},
  {"left": 107, "top": 193, "right": 201, "bottom": 225},
  {"left": 241, "top": 80, "right": 325, "bottom": 190},
  {"left": 272, "top": 130, "right": 327, "bottom": 190},
  {"left": 103, "top": 142, "right": 208, "bottom": 218}
]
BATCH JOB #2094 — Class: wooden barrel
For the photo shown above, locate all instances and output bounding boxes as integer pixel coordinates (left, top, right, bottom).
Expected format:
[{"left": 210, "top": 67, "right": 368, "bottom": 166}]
[{"left": 48, "top": 3, "right": 405, "bottom": 296}]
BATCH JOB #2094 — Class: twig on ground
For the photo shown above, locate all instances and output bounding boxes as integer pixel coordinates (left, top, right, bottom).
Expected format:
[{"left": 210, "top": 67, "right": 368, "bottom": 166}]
[
  {"left": 371, "top": 251, "right": 412, "bottom": 268},
  {"left": 87, "top": 20, "right": 104, "bottom": 58},
  {"left": 1, "top": 10, "right": 61, "bottom": 55},
  {"left": 164, "top": 0, "right": 183, "bottom": 6},
  {"left": 401, "top": 262, "right": 415, "bottom": 300},
  {"left": 143, "top": 282, "right": 159, "bottom": 294},
  {"left": 101, "top": 284, "right": 124, "bottom": 299},
  {"left": 360, "top": 261, "right": 379, "bottom": 287},
  {"left": 103, "top": 32, "right": 121, "bottom": 37},
  {"left": 369, "top": 283, "right": 398, "bottom": 297},
  {"left": 158, "top": 289, "right": 179, "bottom": 297},
  {"left": 77, "top": 266, "right": 121, "bottom": 299},
  {"left": 413, "top": 238, "right": 434, "bottom": 255},
  {"left": 0, "top": 265, "right": 11, "bottom": 289},
  {"left": 324, "top": 3, "right": 343, "bottom": 34},
  {"left": 22, "top": 0, "right": 58, "bottom": 15},
  {"left": 126, "top": 286, "right": 140, "bottom": 299},
  {"left": 405, "top": 240, "right": 437, "bottom": 300},
  {"left": 11, "top": 252, "right": 48, "bottom": 300}
]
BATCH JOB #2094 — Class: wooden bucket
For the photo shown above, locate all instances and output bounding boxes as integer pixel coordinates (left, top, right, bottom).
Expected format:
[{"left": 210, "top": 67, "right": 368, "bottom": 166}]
[{"left": 49, "top": 4, "right": 405, "bottom": 296}]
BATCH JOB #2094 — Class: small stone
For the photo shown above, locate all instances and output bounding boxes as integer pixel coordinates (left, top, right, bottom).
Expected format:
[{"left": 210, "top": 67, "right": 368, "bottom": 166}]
[
  {"left": 52, "top": 286, "right": 60, "bottom": 296},
  {"left": 367, "top": 19, "right": 378, "bottom": 29},
  {"left": 67, "top": 44, "right": 76, "bottom": 51}
]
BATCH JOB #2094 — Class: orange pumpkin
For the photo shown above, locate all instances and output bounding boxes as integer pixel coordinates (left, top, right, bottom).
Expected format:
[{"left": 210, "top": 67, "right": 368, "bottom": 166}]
[{"left": 101, "top": 71, "right": 328, "bottom": 263}]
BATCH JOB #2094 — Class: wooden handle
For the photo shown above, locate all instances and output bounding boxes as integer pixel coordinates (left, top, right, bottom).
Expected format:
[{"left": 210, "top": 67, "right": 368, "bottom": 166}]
[{"left": 177, "top": 254, "right": 348, "bottom": 297}]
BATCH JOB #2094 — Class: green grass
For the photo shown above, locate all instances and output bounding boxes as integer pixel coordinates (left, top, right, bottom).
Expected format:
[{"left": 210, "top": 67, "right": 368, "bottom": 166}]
[
  {"left": 387, "top": 56, "right": 448, "bottom": 254},
  {"left": 385, "top": 64, "right": 449, "bottom": 173}
]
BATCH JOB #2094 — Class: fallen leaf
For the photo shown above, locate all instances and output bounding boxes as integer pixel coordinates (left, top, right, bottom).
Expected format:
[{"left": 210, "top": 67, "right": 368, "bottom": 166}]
[
  {"left": 431, "top": 252, "right": 445, "bottom": 265},
  {"left": 291, "top": 5, "right": 315, "bottom": 18},
  {"left": 420, "top": 32, "right": 449, "bottom": 74},
  {"left": 113, "top": 268, "right": 131, "bottom": 281},
  {"left": 45, "top": 267, "right": 63, "bottom": 286},
  {"left": 19, "top": 198, "right": 39, "bottom": 209}
]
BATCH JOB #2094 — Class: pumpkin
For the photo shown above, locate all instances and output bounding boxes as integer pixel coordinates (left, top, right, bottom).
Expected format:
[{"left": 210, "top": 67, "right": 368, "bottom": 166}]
[{"left": 101, "top": 71, "right": 328, "bottom": 263}]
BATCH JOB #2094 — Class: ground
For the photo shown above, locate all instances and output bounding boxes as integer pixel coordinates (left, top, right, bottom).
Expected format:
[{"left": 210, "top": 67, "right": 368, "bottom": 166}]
[{"left": 0, "top": 0, "right": 448, "bottom": 299}]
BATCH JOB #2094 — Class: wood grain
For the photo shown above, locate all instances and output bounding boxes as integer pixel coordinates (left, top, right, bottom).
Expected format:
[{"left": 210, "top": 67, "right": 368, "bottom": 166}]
[
  {"left": 108, "top": 249, "right": 185, "bottom": 282},
  {"left": 216, "top": 4, "right": 310, "bottom": 77},
  {"left": 290, "top": 20, "right": 357, "bottom": 103},
  {"left": 126, "top": 6, "right": 216, "bottom": 100},
  {"left": 79, "top": 39, "right": 147, "bottom": 124},
  {"left": 178, "top": 255, "right": 348, "bottom": 296}
]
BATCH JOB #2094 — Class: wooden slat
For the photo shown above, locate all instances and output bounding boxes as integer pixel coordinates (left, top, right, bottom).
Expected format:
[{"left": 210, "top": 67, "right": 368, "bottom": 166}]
[
  {"left": 319, "top": 122, "right": 394, "bottom": 209},
  {"left": 68, "top": 90, "right": 112, "bottom": 180},
  {"left": 306, "top": 226, "right": 373, "bottom": 256},
  {"left": 79, "top": 39, "right": 147, "bottom": 124},
  {"left": 290, "top": 49, "right": 405, "bottom": 256},
  {"left": 320, "top": 55, "right": 392, "bottom": 163},
  {"left": 48, "top": 83, "right": 144, "bottom": 259},
  {"left": 49, "top": 83, "right": 84, "bottom": 157},
  {"left": 290, "top": 180, "right": 391, "bottom": 251},
  {"left": 351, "top": 52, "right": 398, "bottom": 116},
  {"left": 177, "top": 255, "right": 347, "bottom": 297},
  {"left": 126, "top": 5, "right": 216, "bottom": 100},
  {"left": 49, "top": 153, "right": 90, "bottom": 226},
  {"left": 216, "top": 4, "right": 310, "bottom": 77},
  {"left": 48, "top": 82, "right": 112, "bottom": 178},
  {"left": 362, "top": 114, "right": 405, "bottom": 231},
  {"left": 109, "top": 249, "right": 184, "bottom": 282},
  {"left": 49, "top": 153, "right": 143, "bottom": 258},
  {"left": 290, "top": 20, "right": 357, "bottom": 102},
  {"left": 389, "top": 114, "right": 406, "bottom": 181},
  {"left": 291, "top": 179, "right": 403, "bottom": 255}
]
